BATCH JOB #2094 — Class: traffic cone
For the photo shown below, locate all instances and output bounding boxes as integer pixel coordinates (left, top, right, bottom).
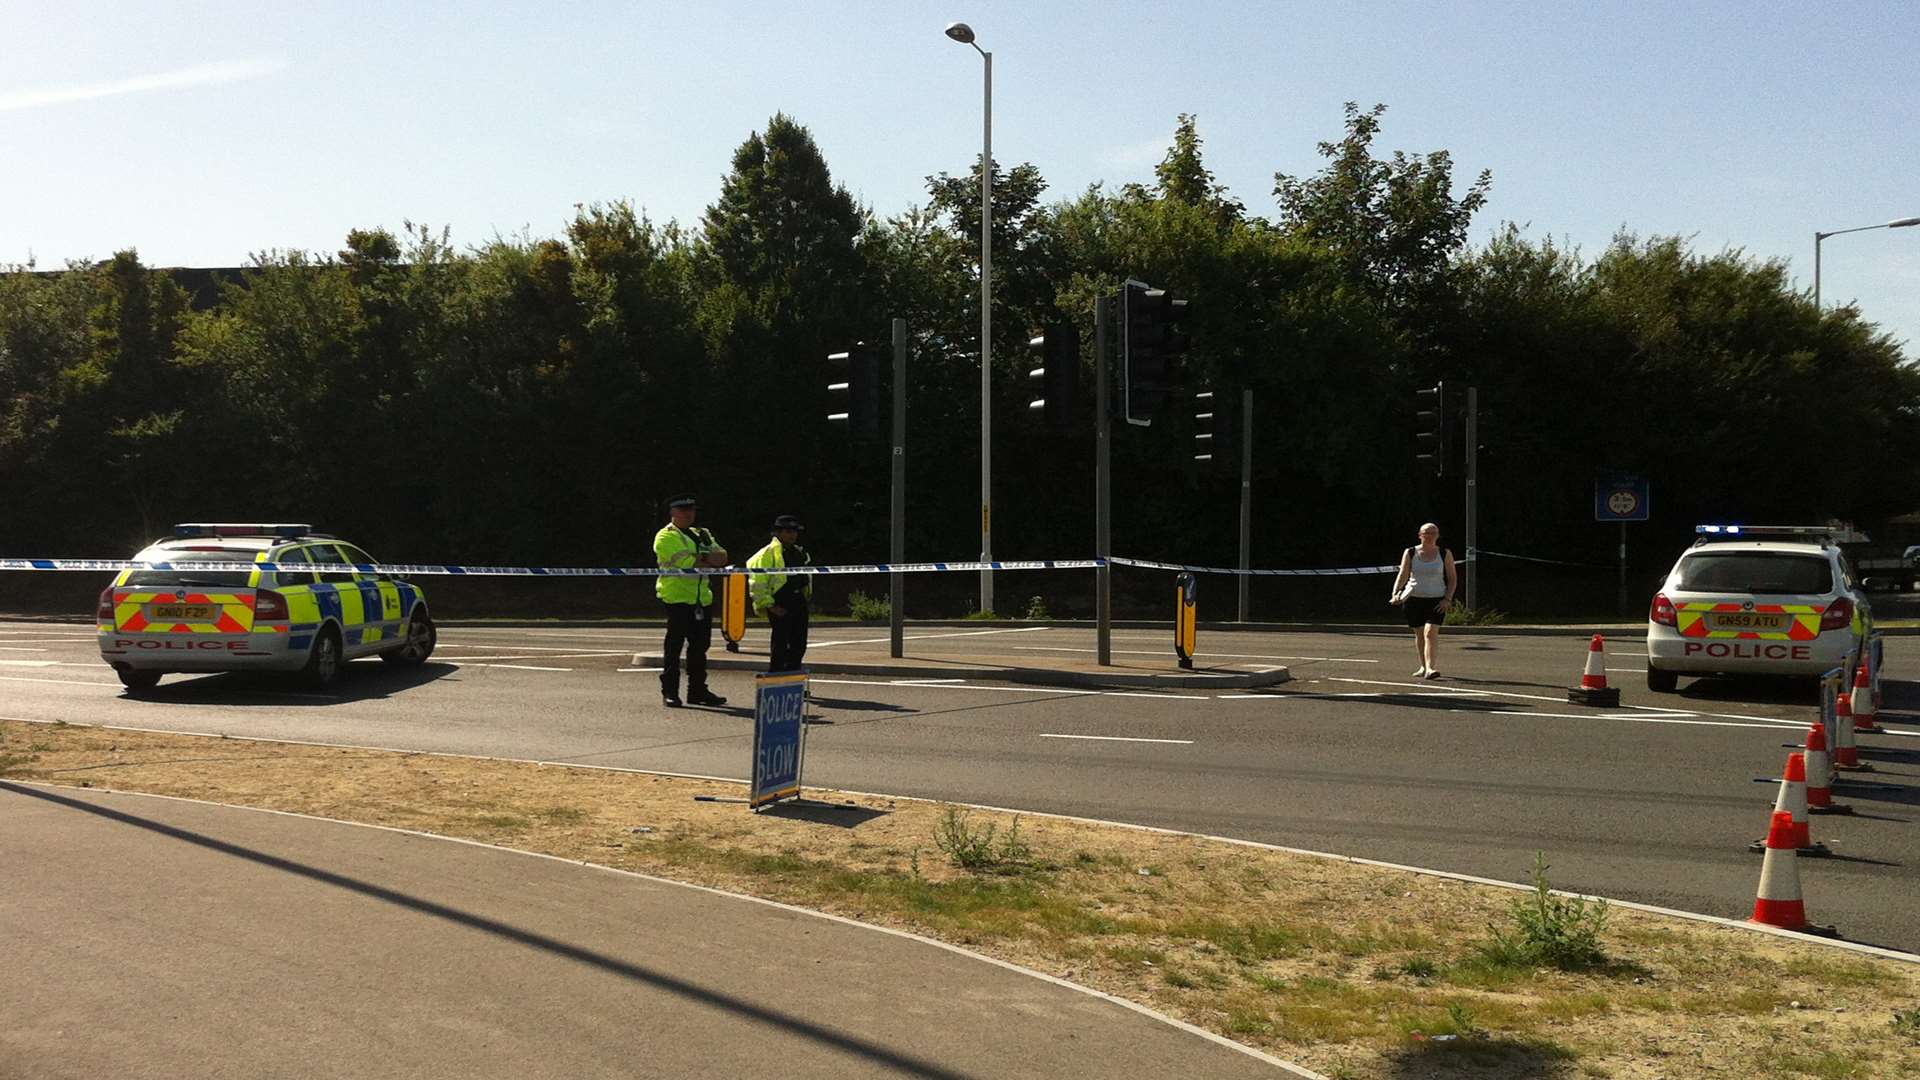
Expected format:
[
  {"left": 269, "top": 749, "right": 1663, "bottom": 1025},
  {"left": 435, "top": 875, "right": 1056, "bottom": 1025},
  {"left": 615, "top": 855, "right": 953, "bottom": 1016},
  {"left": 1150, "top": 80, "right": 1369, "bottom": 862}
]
[
  {"left": 1751, "top": 811, "right": 1811, "bottom": 931},
  {"left": 1751, "top": 752, "right": 1829, "bottom": 856},
  {"left": 1802, "top": 721, "right": 1852, "bottom": 815},
  {"left": 1567, "top": 634, "right": 1620, "bottom": 706},
  {"left": 1851, "top": 663, "right": 1882, "bottom": 734},
  {"left": 1831, "top": 691, "right": 1869, "bottom": 771}
]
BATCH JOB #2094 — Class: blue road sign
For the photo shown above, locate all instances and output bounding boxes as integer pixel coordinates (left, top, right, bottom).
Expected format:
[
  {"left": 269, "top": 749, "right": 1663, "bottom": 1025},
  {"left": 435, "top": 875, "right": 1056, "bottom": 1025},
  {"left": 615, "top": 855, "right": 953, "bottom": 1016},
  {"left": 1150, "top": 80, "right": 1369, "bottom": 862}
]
[
  {"left": 751, "top": 672, "right": 808, "bottom": 809},
  {"left": 1595, "top": 476, "right": 1651, "bottom": 523}
]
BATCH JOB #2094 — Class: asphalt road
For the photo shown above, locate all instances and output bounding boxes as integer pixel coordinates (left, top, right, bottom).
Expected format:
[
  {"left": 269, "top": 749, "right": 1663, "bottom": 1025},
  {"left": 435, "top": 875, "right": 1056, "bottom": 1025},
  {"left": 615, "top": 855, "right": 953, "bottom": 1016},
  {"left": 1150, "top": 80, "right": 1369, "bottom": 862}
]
[{"left": 4, "top": 620, "right": 1915, "bottom": 953}]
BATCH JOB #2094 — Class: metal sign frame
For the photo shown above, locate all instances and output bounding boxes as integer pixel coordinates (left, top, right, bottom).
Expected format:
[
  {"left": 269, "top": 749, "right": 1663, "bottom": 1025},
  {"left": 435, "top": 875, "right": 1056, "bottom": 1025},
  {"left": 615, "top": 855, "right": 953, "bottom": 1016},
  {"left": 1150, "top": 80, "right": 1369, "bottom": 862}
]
[
  {"left": 750, "top": 671, "right": 809, "bottom": 809},
  {"left": 1594, "top": 476, "right": 1651, "bottom": 523}
]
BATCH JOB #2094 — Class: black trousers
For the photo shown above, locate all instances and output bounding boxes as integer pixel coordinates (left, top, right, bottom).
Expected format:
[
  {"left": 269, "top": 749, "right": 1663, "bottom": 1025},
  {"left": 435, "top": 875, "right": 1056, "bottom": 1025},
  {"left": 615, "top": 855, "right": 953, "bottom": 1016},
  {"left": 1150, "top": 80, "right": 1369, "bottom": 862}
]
[
  {"left": 768, "top": 599, "right": 809, "bottom": 673},
  {"left": 661, "top": 602, "right": 713, "bottom": 695}
]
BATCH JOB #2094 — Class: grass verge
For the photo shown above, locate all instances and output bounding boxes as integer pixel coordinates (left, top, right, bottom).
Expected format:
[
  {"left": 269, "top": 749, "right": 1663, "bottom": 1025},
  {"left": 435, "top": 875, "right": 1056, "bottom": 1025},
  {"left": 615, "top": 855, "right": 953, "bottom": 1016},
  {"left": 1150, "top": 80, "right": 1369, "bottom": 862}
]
[{"left": 4, "top": 719, "right": 1917, "bottom": 1079}]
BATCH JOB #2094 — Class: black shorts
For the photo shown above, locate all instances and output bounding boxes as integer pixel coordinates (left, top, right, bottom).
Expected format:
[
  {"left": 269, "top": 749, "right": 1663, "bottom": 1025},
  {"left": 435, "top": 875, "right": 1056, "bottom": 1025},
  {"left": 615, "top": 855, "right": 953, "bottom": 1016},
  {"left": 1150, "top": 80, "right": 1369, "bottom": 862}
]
[{"left": 1404, "top": 596, "right": 1447, "bottom": 627}]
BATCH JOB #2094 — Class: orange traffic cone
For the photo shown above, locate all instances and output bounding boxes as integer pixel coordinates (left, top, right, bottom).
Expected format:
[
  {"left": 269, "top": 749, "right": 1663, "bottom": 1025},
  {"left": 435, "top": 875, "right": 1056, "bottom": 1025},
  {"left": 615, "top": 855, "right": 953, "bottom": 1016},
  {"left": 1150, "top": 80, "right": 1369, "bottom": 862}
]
[
  {"left": 1751, "top": 810, "right": 1823, "bottom": 932},
  {"left": 1851, "top": 663, "right": 1882, "bottom": 734},
  {"left": 1803, "top": 721, "right": 1852, "bottom": 815},
  {"left": 1832, "top": 691, "right": 1869, "bottom": 771},
  {"left": 1752, "top": 752, "right": 1829, "bottom": 856},
  {"left": 1567, "top": 634, "right": 1620, "bottom": 706}
]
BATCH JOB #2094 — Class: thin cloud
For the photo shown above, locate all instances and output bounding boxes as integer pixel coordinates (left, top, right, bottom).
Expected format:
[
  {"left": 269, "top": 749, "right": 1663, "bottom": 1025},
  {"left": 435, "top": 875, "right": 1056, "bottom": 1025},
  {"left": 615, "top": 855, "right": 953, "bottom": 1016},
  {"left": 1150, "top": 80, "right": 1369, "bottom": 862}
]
[
  {"left": 1099, "top": 137, "right": 1171, "bottom": 171},
  {"left": 0, "top": 58, "right": 287, "bottom": 113}
]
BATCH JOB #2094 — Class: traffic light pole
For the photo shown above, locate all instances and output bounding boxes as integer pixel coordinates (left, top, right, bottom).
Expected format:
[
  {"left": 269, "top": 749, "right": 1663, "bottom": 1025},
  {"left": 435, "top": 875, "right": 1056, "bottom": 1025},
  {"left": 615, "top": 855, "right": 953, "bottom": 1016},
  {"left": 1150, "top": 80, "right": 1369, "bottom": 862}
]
[
  {"left": 890, "top": 318, "right": 907, "bottom": 658},
  {"left": 1464, "top": 386, "right": 1478, "bottom": 613},
  {"left": 1094, "top": 293, "right": 1112, "bottom": 666},
  {"left": 1238, "top": 388, "right": 1253, "bottom": 623}
]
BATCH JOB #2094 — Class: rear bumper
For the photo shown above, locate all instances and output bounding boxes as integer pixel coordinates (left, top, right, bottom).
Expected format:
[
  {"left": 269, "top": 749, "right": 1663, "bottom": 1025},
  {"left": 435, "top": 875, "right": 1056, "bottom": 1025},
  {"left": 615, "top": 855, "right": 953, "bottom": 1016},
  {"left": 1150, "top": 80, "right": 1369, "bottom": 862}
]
[
  {"left": 1646, "top": 625, "right": 1857, "bottom": 677},
  {"left": 99, "top": 630, "right": 308, "bottom": 673}
]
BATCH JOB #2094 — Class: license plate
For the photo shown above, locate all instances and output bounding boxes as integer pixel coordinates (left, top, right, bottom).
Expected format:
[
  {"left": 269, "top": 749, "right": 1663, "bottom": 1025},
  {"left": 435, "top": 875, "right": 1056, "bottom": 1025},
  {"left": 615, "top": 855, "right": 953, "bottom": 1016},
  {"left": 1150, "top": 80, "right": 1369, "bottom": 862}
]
[
  {"left": 148, "top": 604, "right": 215, "bottom": 621},
  {"left": 1708, "top": 612, "right": 1788, "bottom": 631}
]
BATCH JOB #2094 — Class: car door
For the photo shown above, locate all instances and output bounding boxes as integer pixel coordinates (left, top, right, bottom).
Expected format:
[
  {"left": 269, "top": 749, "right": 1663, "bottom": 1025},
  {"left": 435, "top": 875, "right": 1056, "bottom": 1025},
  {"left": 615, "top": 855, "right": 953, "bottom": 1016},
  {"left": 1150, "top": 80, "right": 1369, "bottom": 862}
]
[
  {"left": 337, "top": 543, "right": 403, "bottom": 649},
  {"left": 306, "top": 543, "right": 370, "bottom": 654}
]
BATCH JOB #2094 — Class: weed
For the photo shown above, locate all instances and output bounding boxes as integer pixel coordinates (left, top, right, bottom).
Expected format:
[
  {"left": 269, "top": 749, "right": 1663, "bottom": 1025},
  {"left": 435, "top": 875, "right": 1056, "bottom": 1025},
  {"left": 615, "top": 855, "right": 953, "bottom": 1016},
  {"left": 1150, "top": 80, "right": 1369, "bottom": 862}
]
[
  {"left": 1475, "top": 853, "right": 1609, "bottom": 971},
  {"left": 1399, "top": 956, "right": 1439, "bottom": 979},
  {"left": 1892, "top": 1008, "right": 1920, "bottom": 1043},
  {"left": 1022, "top": 595, "right": 1051, "bottom": 620},
  {"left": 1225, "top": 1006, "right": 1272, "bottom": 1035},
  {"left": 846, "top": 591, "right": 891, "bottom": 620},
  {"left": 1445, "top": 600, "right": 1508, "bottom": 626},
  {"left": 1164, "top": 967, "right": 1198, "bottom": 988},
  {"left": 931, "top": 806, "right": 1034, "bottom": 873}
]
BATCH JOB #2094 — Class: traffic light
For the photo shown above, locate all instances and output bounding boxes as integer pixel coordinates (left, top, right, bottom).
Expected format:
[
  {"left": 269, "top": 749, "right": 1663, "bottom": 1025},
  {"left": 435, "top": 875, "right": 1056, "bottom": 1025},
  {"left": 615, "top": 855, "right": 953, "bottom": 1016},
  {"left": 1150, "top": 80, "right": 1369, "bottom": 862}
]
[
  {"left": 1026, "top": 325, "right": 1079, "bottom": 431},
  {"left": 1191, "top": 388, "right": 1239, "bottom": 466},
  {"left": 1414, "top": 381, "right": 1446, "bottom": 476},
  {"left": 1122, "top": 279, "right": 1191, "bottom": 426},
  {"left": 827, "top": 342, "right": 883, "bottom": 438}
]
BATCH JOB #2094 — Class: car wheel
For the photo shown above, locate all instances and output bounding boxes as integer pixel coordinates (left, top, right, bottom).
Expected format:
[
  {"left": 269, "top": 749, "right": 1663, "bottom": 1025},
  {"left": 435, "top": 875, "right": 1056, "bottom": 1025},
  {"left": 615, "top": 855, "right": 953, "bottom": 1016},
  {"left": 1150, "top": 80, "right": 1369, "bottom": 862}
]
[
  {"left": 117, "top": 670, "right": 162, "bottom": 694},
  {"left": 1647, "top": 664, "right": 1678, "bottom": 693},
  {"left": 303, "top": 627, "right": 342, "bottom": 689},
  {"left": 381, "top": 609, "right": 436, "bottom": 667}
]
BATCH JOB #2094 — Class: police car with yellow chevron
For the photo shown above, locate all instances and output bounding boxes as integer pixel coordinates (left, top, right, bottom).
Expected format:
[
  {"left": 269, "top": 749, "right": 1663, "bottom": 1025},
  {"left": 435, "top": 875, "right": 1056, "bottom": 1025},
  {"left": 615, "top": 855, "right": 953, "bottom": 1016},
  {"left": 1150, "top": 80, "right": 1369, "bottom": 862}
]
[
  {"left": 98, "top": 524, "right": 435, "bottom": 693},
  {"left": 1645, "top": 525, "right": 1871, "bottom": 692}
]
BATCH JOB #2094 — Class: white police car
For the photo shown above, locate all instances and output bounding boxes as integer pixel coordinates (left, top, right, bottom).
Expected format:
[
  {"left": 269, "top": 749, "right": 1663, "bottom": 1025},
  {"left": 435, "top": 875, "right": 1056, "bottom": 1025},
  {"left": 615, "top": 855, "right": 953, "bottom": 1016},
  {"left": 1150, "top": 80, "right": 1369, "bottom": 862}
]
[
  {"left": 98, "top": 524, "right": 435, "bottom": 693},
  {"left": 1646, "top": 525, "right": 1870, "bottom": 692}
]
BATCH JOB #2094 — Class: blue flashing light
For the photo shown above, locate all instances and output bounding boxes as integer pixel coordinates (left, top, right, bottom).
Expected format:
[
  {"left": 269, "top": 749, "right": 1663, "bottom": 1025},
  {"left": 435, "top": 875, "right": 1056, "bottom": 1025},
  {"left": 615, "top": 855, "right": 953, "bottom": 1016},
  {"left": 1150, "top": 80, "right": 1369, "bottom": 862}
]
[
  {"left": 173, "top": 523, "right": 313, "bottom": 540},
  {"left": 1694, "top": 524, "right": 1743, "bottom": 535}
]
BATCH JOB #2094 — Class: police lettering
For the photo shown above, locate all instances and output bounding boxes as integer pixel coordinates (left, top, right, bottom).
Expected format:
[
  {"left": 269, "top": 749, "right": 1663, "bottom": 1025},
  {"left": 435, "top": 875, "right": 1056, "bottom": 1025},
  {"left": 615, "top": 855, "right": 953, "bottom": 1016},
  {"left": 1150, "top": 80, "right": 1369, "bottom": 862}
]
[
  {"left": 114, "top": 638, "right": 247, "bottom": 650},
  {"left": 1681, "top": 642, "right": 1811, "bottom": 660}
]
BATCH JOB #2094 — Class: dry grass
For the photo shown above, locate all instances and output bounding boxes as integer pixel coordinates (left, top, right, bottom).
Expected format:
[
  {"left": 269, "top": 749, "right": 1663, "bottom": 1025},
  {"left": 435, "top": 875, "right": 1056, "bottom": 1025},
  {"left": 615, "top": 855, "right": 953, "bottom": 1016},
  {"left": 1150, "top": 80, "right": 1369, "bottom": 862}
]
[{"left": 4, "top": 718, "right": 1917, "bottom": 1080}]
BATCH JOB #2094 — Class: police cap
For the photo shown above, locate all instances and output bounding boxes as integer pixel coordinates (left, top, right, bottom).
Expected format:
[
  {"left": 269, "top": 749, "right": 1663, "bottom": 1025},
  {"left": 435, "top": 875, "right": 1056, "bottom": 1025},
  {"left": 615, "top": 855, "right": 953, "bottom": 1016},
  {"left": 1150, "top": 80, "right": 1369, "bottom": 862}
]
[
  {"left": 771, "top": 514, "right": 805, "bottom": 532},
  {"left": 666, "top": 494, "right": 697, "bottom": 510}
]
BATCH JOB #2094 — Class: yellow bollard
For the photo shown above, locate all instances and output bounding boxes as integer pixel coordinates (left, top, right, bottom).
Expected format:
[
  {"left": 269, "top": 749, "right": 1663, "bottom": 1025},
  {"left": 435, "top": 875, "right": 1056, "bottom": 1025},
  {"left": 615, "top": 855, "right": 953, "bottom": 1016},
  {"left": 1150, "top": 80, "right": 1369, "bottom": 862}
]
[
  {"left": 1174, "top": 572, "right": 1198, "bottom": 670},
  {"left": 722, "top": 572, "right": 747, "bottom": 653}
]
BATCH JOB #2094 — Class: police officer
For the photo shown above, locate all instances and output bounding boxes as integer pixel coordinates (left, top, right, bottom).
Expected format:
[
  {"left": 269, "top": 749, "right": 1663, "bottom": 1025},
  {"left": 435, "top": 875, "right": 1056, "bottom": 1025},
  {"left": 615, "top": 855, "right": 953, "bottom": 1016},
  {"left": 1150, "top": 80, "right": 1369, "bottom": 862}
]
[
  {"left": 654, "top": 495, "right": 728, "bottom": 707},
  {"left": 747, "top": 514, "right": 812, "bottom": 673}
]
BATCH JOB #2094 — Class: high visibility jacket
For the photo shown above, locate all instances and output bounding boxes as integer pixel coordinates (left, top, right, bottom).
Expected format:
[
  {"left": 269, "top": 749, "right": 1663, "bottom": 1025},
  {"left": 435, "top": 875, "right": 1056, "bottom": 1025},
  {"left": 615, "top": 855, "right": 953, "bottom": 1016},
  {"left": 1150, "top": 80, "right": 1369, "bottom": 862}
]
[
  {"left": 655, "top": 525, "right": 720, "bottom": 605},
  {"left": 747, "top": 538, "right": 812, "bottom": 614}
]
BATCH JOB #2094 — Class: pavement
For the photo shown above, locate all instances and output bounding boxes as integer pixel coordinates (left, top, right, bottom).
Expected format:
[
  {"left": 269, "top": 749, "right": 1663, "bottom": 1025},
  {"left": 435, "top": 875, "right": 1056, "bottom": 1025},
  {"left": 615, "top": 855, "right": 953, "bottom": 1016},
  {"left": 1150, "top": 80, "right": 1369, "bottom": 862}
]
[
  {"left": 640, "top": 626, "right": 1292, "bottom": 689},
  {"left": 4, "top": 618, "right": 1916, "bottom": 954},
  {"left": 0, "top": 781, "right": 1293, "bottom": 1079}
]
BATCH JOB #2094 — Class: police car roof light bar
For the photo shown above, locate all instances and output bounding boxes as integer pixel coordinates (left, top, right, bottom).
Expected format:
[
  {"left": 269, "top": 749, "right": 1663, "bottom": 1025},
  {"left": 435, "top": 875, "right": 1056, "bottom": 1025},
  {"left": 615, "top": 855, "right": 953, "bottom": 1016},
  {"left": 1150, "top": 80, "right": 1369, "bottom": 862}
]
[{"left": 173, "top": 523, "right": 313, "bottom": 540}]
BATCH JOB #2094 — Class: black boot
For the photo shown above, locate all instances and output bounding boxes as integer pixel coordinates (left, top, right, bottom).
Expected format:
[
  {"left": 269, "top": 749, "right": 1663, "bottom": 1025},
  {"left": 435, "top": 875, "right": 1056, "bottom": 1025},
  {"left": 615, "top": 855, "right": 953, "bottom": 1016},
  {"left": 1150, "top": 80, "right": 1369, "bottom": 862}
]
[
  {"left": 687, "top": 687, "right": 727, "bottom": 707},
  {"left": 661, "top": 675, "right": 682, "bottom": 708}
]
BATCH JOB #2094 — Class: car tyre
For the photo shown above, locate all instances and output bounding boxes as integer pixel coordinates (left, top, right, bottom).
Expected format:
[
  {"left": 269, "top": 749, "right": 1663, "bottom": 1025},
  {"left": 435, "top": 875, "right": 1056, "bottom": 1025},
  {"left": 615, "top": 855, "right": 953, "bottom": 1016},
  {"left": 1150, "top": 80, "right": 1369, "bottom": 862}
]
[
  {"left": 1647, "top": 664, "right": 1678, "bottom": 693},
  {"left": 117, "top": 669, "right": 162, "bottom": 694},
  {"left": 381, "top": 609, "right": 436, "bottom": 667},
  {"left": 303, "top": 627, "right": 343, "bottom": 689}
]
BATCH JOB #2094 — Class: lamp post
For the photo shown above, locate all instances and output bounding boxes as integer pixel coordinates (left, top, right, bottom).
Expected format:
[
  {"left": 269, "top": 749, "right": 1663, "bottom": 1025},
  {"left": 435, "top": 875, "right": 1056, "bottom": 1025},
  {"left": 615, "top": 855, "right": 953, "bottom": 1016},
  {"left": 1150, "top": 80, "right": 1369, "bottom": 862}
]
[
  {"left": 1815, "top": 216, "right": 1920, "bottom": 309},
  {"left": 945, "top": 20, "right": 994, "bottom": 615}
]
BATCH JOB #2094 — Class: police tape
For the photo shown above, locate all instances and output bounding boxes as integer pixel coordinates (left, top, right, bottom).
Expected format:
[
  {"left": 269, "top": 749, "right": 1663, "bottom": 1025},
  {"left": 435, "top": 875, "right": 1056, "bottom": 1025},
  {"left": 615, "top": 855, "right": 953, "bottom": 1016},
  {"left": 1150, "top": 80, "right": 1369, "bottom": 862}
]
[
  {"left": 1109, "top": 556, "right": 1402, "bottom": 576},
  {"left": 0, "top": 557, "right": 1103, "bottom": 577},
  {"left": 1474, "top": 550, "right": 1611, "bottom": 569}
]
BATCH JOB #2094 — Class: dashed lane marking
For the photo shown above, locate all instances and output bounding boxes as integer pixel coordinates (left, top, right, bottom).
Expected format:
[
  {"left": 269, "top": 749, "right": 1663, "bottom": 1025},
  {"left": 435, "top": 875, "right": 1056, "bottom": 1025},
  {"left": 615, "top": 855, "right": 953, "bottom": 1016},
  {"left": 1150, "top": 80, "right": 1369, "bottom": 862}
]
[
  {"left": 805, "top": 678, "right": 1213, "bottom": 702},
  {"left": 808, "top": 626, "right": 1056, "bottom": 649},
  {"left": 1038, "top": 733, "right": 1195, "bottom": 745},
  {"left": 1321, "top": 676, "right": 1808, "bottom": 727},
  {"left": 444, "top": 663, "right": 574, "bottom": 672},
  {"left": 0, "top": 660, "right": 59, "bottom": 667},
  {"left": 425, "top": 652, "right": 625, "bottom": 662},
  {"left": 1013, "top": 646, "right": 1377, "bottom": 663}
]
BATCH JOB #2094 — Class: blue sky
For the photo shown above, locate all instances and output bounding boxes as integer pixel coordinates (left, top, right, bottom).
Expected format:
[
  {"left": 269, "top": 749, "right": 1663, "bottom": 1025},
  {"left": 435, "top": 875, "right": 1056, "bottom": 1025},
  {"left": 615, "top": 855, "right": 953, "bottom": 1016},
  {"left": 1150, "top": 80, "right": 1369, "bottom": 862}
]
[{"left": 4, "top": 2, "right": 1916, "bottom": 353}]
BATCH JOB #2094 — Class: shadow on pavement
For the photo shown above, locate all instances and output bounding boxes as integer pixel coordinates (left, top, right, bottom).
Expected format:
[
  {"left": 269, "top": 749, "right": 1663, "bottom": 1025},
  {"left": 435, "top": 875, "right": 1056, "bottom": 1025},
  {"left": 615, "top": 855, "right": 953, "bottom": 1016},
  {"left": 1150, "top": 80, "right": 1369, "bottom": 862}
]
[
  {"left": 120, "top": 661, "right": 456, "bottom": 706},
  {"left": 1676, "top": 675, "right": 1819, "bottom": 706},
  {"left": 1, "top": 781, "right": 974, "bottom": 1080},
  {"left": 809, "top": 697, "right": 921, "bottom": 714}
]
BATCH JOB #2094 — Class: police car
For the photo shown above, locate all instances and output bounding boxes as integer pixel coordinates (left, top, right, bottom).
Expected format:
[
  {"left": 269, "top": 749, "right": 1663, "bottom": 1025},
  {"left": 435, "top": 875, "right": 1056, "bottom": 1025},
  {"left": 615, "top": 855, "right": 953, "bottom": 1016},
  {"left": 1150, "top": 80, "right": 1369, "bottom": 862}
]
[
  {"left": 98, "top": 524, "right": 436, "bottom": 693},
  {"left": 1646, "top": 525, "right": 1870, "bottom": 692}
]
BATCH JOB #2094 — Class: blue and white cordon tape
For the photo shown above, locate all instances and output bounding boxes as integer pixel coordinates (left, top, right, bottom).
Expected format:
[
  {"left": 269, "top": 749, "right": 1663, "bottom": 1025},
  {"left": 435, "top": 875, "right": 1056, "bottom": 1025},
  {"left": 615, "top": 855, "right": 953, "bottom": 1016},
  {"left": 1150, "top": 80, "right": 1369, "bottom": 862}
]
[{"left": 0, "top": 555, "right": 1447, "bottom": 577}]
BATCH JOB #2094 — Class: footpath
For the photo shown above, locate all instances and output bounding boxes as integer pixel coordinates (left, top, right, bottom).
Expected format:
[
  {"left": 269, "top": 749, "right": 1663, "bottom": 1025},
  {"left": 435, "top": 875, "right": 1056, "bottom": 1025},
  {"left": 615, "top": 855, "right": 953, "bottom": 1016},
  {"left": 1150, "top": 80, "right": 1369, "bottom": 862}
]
[{"left": 2, "top": 781, "right": 1296, "bottom": 1079}]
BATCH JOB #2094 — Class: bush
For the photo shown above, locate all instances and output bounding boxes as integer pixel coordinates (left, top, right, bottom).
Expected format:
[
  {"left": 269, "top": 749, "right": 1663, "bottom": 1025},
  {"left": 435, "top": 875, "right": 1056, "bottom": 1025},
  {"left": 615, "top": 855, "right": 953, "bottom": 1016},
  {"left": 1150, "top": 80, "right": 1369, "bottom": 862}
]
[
  {"left": 1475, "top": 853, "right": 1610, "bottom": 971},
  {"left": 1023, "top": 595, "right": 1051, "bottom": 620},
  {"left": 847, "top": 590, "right": 891, "bottom": 620}
]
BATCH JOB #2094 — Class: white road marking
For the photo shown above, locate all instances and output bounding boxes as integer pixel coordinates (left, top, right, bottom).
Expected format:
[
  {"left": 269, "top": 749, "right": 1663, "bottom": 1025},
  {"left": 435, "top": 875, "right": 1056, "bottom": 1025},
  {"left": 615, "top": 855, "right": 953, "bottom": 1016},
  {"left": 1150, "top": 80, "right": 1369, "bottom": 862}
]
[
  {"left": 809, "top": 626, "right": 1055, "bottom": 648},
  {"left": 1217, "top": 689, "right": 1491, "bottom": 700},
  {"left": 1038, "top": 733, "right": 1194, "bottom": 745},
  {"left": 1013, "top": 646, "right": 1377, "bottom": 663},
  {"left": 0, "top": 646, "right": 50, "bottom": 652},
  {"left": 0, "top": 659, "right": 59, "bottom": 667},
  {"left": 435, "top": 644, "right": 630, "bottom": 654},
  {"left": 422, "top": 652, "right": 624, "bottom": 661},
  {"left": 0, "top": 675, "right": 117, "bottom": 687},
  {"left": 617, "top": 667, "right": 664, "bottom": 673},
  {"left": 445, "top": 663, "right": 573, "bottom": 672},
  {"left": 1482, "top": 710, "right": 1799, "bottom": 731}
]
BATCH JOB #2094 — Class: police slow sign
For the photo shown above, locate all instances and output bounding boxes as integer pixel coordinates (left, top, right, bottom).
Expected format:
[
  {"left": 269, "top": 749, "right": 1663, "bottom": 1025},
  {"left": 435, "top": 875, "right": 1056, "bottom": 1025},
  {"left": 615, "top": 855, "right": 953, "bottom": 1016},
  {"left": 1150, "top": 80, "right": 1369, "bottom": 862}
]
[{"left": 750, "top": 672, "right": 808, "bottom": 809}]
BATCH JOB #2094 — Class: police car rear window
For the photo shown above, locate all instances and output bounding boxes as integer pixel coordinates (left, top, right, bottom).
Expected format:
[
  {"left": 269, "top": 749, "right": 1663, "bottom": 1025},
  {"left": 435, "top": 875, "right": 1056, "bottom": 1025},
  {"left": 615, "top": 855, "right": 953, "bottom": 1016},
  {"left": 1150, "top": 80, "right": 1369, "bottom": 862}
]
[
  {"left": 1676, "top": 553, "right": 1833, "bottom": 594},
  {"left": 124, "top": 549, "right": 257, "bottom": 587}
]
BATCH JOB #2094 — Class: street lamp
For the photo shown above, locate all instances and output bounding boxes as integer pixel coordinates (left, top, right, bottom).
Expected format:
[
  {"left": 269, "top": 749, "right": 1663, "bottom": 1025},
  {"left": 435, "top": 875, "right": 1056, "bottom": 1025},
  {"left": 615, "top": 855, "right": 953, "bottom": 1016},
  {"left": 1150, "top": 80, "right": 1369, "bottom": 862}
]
[
  {"left": 1815, "top": 216, "right": 1920, "bottom": 309},
  {"left": 945, "top": 20, "right": 994, "bottom": 615}
]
